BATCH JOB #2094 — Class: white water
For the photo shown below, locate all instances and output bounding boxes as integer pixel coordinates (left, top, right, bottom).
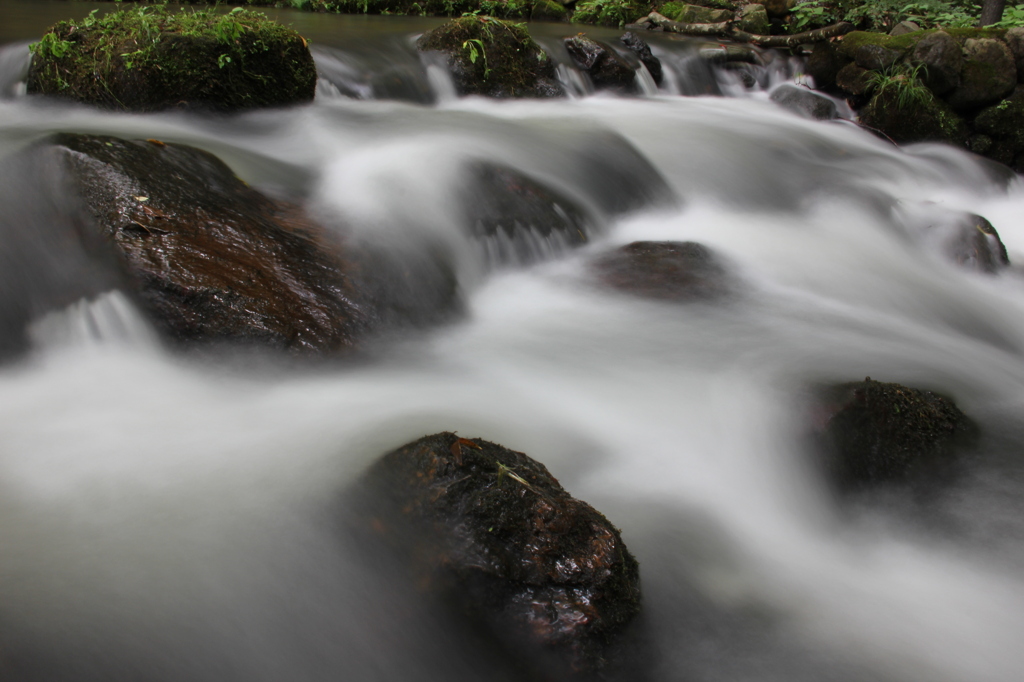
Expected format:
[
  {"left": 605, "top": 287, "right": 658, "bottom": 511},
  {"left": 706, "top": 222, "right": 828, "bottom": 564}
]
[{"left": 2, "top": 24, "right": 1024, "bottom": 682}]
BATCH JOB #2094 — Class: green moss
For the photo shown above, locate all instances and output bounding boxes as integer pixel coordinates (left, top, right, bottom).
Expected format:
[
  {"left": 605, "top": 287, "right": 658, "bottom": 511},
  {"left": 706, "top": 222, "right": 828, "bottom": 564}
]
[
  {"left": 27, "top": 6, "right": 315, "bottom": 112},
  {"left": 571, "top": 0, "right": 651, "bottom": 27},
  {"left": 416, "top": 16, "right": 558, "bottom": 97}
]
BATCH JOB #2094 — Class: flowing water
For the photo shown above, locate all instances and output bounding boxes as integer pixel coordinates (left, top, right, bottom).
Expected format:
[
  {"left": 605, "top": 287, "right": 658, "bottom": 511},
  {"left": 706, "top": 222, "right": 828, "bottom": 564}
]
[{"left": 2, "top": 2, "right": 1024, "bottom": 680}]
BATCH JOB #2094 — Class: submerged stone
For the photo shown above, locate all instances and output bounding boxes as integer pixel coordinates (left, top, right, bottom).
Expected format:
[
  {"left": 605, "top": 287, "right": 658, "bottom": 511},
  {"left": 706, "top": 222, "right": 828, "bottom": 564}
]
[
  {"left": 592, "top": 241, "right": 732, "bottom": 301},
  {"left": 26, "top": 6, "right": 316, "bottom": 113},
  {"left": 355, "top": 432, "right": 642, "bottom": 677},
  {"left": 416, "top": 16, "right": 561, "bottom": 98},
  {"left": 813, "top": 378, "right": 978, "bottom": 492},
  {"left": 564, "top": 33, "right": 636, "bottom": 92},
  {"left": 769, "top": 83, "right": 837, "bottom": 120},
  {"left": 461, "top": 162, "right": 592, "bottom": 265},
  {"left": 48, "top": 134, "right": 368, "bottom": 352},
  {"left": 941, "top": 213, "right": 1010, "bottom": 274}
]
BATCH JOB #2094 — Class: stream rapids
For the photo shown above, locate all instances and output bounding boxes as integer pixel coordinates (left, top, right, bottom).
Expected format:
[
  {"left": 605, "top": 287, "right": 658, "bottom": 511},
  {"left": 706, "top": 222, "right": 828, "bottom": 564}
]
[{"left": 1, "top": 2, "right": 1024, "bottom": 681}]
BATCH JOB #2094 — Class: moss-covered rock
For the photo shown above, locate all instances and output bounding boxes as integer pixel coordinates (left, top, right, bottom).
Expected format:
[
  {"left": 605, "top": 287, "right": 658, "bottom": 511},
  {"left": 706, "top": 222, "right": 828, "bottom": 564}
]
[
  {"left": 835, "top": 61, "right": 874, "bottom": 96},
  {"left": 972, "top": 87, "right": 1024, "bottom": 168},
  {"left": 1005, "top": 27, "right": 1024, "bottom": 82},
  {"left": 26, "top": 6, "right": 315, "bottom": 113},
  {"left": 860, "top": 73, "right": 968, "bottom": 146},
  {"left": 354, "top": 432, "right": 642, "bottom": 678},
  {"left": 416, "top": 16, "right": 561, "bottom": 98},
  {"left": 946, "top": 38, "right": 1017, "bottom": 112},
  {"left": 736, "top": 3, "right": 769, "bottom": 34},
  {"left": 659, "top": 2, "right": 734, "bottom": 22},
  {"left": 571, "top": 0, "right": 651, "bottom": 28},
  {"left": 813, "top": 378, "right": 978, "bottom": 491}
]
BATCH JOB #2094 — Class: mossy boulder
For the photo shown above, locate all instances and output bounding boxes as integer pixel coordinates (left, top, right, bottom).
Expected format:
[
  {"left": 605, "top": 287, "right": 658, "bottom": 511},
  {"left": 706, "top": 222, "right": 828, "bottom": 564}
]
[
  {"left": 354, "top": 432, "right": 642, "bottom": 678},
  {"left": 416, "top": 16, "right": 561, "bottom": 98},
  {"left": 531, "top": 0, "right": 570, "bottom": 21},
  {"left": 910, "top": 30, "right": 961, "bottom": 95},
  {"left": 972, "top": 87, "right": 1024, "bottom": 168},
  {"left": 571, "top": 0, "right": 651, "bottom": 28},
  {"left": 1005, "top": 27, "right": 1024, "bottom": 82},
  {"left": 26, "top": 6, "right": 316, "bottom": 113},
  {"left": 659, "top": 2, "right": 734, "bottom": 23},
  {"left": 813, "top": 378, "right": 978, "bottom": 491},
  {"left": 860, "top": 77, "right": 968, "bottom": 147},
  {"left": 736, "top": 3, "right": 769, "bottom": 34},
  {"left": 835, "top": 62, "right": 874, "bottom": 96},
  {"left": 946, "top": 38, "right": 1017, "bottom": 112},
  {"left": 592, "top": 241, "right": 732, "bottom": 301}
]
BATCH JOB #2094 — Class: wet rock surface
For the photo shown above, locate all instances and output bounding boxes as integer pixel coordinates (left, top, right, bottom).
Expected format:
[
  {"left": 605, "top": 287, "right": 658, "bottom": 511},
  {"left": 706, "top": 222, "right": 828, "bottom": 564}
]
[
  {"left": 593, "top": 241, "right": 731, "bottom": 301},
  {"left": 461, "top": 162, "right": 592, "bottom": 265},
  {"left": 946, "top": 38, "right": 1017, "bottom": 112},
  {"left": 813, "top": 378, "right": 979, "bottom": 492},
  {"left": 620, "top": 31, "right": 663, "bottom": 85},
  {"left": 416, "top": 17, "right": 561, "bottom": 98},
  {"left": 942, "top": 213, "right": 1010, "bottom": 274},
  {"left": 50, "top": 133, "right": 370, "bottom": 353},
  {"left": 564, "top": 34, "right": 637, "bottom": 92},
  {"left": 354, "top": 432, "right": 642, "bottom": 678}
]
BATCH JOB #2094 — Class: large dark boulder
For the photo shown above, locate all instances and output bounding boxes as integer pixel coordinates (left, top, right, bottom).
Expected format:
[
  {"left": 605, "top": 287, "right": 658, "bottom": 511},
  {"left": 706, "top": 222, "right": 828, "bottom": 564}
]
[
  {"left": 911, "top": 30, "right": 962, "bottom": 96},
  {"left": 416, "top": 16, "right": 561, "bottom": 98},
  {"left": 564, "top": 34, "right": 636, "bottom": 92},
  {"left": 592, "top": 241, "right": 732, "bottom": 301},
  {"left": 945, "top": 38, "right": 1017, "bottom": 112},
  {"left": 26, "top": 6, "right": 316, "bottom": 113},
  {"left": 461, "top": 163, "right": 592, "bottom": 265},
  {"left": 48, "top": 134, "right": 370, "bottom": 352},
  {"left": 1005, "top": 27, "right": 1024, "bottom": 82},
  {"left": 806, "top": 40, "right": 846, "bottom": 92},
  {"left": 355, "top": 432, "right": 642, "bottom": 678},
  {"left": 813, "top": 378, "right": 978, "bottom": 492}
]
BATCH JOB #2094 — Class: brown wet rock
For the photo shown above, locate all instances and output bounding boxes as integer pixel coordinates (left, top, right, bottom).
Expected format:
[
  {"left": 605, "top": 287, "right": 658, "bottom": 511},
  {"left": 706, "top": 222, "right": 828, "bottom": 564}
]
[
  {"left": 49, "top": 133, "right": 371, "bottom": 353},
  {"left": 812, "top": 378, "right": 979, "bottom": 492},
  {"left": 355, "top": 432, "right": 642, "bottom": 678},
  {"left": 592, "top": 241, "right": 731, "bottom": 301}
]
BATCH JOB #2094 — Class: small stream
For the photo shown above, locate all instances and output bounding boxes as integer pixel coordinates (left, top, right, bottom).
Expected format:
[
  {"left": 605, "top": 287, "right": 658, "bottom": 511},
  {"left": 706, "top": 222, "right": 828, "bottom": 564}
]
[{"left": 1, "top": 2, "right": 1024, "bottom": 681}]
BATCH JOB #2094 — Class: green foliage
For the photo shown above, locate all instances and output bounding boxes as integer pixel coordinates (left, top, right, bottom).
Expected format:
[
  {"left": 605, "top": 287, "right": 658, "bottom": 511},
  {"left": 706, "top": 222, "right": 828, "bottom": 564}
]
[
  {"left": 571, "top": 0, "right": 649, "bottom": 27},
  {"left": 29, "top": 33, "right": 73, "bottom": 59},
  {"left": 994, "top": 4, "right": 1024, "bottom": 26},
  {"left": 789, "top": 0, "right": 980, "bottom": 32},
  {"left": 867, "top": 63, "right": 931, "bottom": 108},
  {"left": 462, "top": 37, "right": 491, "bottom": 78}
]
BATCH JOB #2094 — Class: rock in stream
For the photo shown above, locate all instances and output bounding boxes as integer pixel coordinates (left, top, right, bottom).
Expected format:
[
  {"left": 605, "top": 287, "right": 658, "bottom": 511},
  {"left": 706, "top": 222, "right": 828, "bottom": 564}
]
[{"left": 353, "top": 432, "right": 642, "bottom": 678}]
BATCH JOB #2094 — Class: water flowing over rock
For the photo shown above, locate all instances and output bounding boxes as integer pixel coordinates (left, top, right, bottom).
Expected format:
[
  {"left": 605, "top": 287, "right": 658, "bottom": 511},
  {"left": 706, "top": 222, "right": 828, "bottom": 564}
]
[
  {"left": 592, "top": 241, "right": 732, "bottom": 301},
  {"left": 461, "top": 163, "right": 592, "bottom": 265},
  {"left": 563, "top": 34, "right": 637, "bottom": 92},
  {"left": 26, "top": 7, "right": 316, "bottom": 113},
  {"left": 353, "top": 432, "right": 642, "bottom": 678},
  {"left": 620, "top": 31, "right": 663, "bottom": 85},
  {"left": 416, "top": 16, "right": 561, "bottom": 98},
  {"left": 813, "top": 378, "right": 979, "bottom": 492},
  {"left": 769, "top": 83, "right": 837, "bottom": 120},
  {"left": 942, "top": 213, "right": 1010, "bottom": 274}
]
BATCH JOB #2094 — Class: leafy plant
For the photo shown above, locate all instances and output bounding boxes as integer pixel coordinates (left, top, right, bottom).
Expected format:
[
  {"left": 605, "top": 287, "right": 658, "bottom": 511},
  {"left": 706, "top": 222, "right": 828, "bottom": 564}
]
[
  {"left": 867, "top": 63, "right": 931, "bottom": 109},
  {"left": 462, "top": 37, "right": 491, "bottom": 78},
  {"left": 995, "top": 4, "right": 1024, "bottom": 26}
]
